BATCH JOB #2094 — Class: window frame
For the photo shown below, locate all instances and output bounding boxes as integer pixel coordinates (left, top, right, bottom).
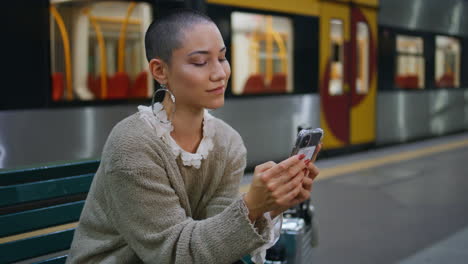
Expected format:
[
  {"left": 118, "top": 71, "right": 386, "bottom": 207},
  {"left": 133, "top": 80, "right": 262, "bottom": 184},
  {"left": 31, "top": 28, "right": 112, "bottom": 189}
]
[
  {"left": 208, "top": 3, "right": 319, "bottom": 98},
  {"left": 328, "top": 18, "right": 345, "bottom": 96},
  {"left": 355, "top": 21, "right": 370, "bottom": 95},
  {"left": 395, "top": 34, "right": 426, "bottom": 90},
  {"left": 434, "top": 34, "right": 461, "bottom": 88},
  {"left": 378, "top": 26, "right": 468, "bottom": 92}
]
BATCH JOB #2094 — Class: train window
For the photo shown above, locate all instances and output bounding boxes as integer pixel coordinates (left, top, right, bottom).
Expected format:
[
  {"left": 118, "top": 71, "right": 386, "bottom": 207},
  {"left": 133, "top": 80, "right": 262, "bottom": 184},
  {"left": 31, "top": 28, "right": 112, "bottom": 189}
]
[
  {"left": 231, "top": 12, "right": 293, "bottom": 95},
  {"left": 435, "top": 36, "right": 460, "bottom": 88},
  {"left": 356, "top": 22, "right": 369, "bottom": 94},
  {"left": 395, "top": 35, "right": 425, "bottom": 89},
  {"left": 49, "top": 1, "right": 153, "bottom": 102},
  {"left": 329, "top": 19, "right": 344, "bottom": 96}
]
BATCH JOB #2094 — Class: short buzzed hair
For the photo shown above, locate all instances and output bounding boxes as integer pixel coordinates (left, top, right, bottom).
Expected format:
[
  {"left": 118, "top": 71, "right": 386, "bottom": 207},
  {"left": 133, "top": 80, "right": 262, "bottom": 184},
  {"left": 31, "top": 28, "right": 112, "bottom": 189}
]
[{"left": 144, "top": 9, "right": 214, "bottom": 64}]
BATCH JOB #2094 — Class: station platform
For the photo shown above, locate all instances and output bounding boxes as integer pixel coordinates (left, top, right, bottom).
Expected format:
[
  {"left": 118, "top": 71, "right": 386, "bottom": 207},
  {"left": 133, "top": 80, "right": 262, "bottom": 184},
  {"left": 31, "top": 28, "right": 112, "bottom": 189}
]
[
  {"left": 242, "top": 132, "right": 468, "bottom": 264},
  {"left": 5, "top": 133, "right": 467, "bottom": 264}
]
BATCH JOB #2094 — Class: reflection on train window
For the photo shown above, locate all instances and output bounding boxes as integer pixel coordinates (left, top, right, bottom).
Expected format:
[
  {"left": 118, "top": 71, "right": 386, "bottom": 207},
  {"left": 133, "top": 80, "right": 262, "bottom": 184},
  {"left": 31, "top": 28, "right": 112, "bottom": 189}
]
[
  {"left": 50, "top": 1, "right": 153, "bottom": 101},
  {"left": 356, "top": 22, "right": 369, "bottom": 94},
  {"left": 231, "top": 12, "right": 293, "bottom": 95},
  {"left": 395, "top": 35, "right": 425, "bottom": 89},
  {"left": 329, "top": 19, "right": 344, "bottom": 96},
  {"left": 435, "top": 36, "right": 460, "bottom": 88}
]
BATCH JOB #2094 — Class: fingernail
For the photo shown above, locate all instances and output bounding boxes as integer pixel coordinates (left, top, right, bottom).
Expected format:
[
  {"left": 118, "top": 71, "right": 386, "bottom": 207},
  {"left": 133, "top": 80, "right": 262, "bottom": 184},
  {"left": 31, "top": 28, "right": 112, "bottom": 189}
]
[
  {"left": 298, "top": 154, "right": 306, "bottom": 160},
  {"left": 304, "top": 159, "right": 310, "bottom": 165}
]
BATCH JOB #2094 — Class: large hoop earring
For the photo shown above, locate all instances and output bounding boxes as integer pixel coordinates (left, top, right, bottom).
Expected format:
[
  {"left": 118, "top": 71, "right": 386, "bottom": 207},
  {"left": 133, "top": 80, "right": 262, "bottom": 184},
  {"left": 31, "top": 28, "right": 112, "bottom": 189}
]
[{"left": 151, "top": 84, "right": 176, "bottom": 124}]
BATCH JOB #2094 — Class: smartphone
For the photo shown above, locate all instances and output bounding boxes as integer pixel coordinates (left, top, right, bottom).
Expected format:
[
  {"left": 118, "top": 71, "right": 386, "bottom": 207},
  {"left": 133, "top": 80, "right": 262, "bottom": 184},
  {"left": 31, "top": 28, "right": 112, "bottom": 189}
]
[{"left": 290, "top": 128, "right": 324, "bottom": 161}]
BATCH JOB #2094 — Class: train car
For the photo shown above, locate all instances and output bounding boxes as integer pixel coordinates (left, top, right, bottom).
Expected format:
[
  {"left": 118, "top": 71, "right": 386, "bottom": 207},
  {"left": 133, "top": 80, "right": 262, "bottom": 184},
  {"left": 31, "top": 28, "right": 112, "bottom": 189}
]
[
  {"left": 0, "top": 0, "right": 467, "bottom": 171},
  {"left": 376, "top": 0, "right": 468, "bottom": 144}
]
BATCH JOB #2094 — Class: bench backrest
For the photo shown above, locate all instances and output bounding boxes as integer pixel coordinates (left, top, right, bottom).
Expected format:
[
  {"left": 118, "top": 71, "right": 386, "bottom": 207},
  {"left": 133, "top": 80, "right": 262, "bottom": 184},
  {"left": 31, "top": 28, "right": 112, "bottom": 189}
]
[{"left": 0, "top": 160, "right": 99, "bottom": 263}]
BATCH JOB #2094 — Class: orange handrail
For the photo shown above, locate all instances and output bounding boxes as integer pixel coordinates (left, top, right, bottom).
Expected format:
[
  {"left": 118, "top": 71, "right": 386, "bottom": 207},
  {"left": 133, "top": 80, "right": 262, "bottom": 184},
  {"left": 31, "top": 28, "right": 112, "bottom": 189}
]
[
  {"left": 50, "top": 5, "right": 73, "bottom": 100},
  {"left": 272, "top": 31, "right": 287, "bottom": 74},
  {"left": 248, "top": 18, "right": 288, "bottom": 77},
  {"left": 85, "top": 8, "right": 108, "bottom": 99},
  {"left": 118, "top": 2, "right": 137, "bottom": 72},
  {"left": 249, "top": 31, "right": 260, "bottom": 73},
  {"left": 93, "top": 16, "right": 140, "bottom": 25}
]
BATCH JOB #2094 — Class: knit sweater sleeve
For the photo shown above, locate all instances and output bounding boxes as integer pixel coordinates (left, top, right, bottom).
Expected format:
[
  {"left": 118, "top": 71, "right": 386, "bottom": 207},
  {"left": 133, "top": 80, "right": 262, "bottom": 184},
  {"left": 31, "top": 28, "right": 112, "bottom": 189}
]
[
  {"left": 102, "top": 131, "right": 270, "bottom": 264},
  {"left": 203, "top": 128, "right": 280, "bottom": 264},
  {"left": 205, "top": 130, "right": 246, "bottom": 217},
  {"left": 203, "top": 130, "right": 270, "bottom": 233}
]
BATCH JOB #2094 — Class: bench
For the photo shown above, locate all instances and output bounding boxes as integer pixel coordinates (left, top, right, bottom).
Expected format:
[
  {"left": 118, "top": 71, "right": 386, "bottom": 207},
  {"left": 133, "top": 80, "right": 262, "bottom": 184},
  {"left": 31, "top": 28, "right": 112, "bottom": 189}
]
[
  {"left": 0, "top": 159, "right": 312, "bottom": 264},
  {"left": 0, "top": 160, "right": 100, "bottom": 264}
]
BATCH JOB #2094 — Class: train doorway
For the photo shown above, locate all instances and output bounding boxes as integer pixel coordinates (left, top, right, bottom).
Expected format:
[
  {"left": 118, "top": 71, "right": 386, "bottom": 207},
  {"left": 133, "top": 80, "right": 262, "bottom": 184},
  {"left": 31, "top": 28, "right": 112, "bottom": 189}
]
[
  {"left": 319, "top": 1, "right": 351, "bottom": 149},
  {"left": 349, "top": 5, "right": 377, "bottom": 146},
  {"left": 319, "top": 1, "right": 377, "bottom": 149}
]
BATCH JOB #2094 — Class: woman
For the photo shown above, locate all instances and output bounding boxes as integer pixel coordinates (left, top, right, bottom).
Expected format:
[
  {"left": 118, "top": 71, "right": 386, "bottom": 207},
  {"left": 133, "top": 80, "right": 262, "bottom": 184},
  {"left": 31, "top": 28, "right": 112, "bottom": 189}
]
[{"left": 67, "top": 9, "right": 320, "bottom": 264}]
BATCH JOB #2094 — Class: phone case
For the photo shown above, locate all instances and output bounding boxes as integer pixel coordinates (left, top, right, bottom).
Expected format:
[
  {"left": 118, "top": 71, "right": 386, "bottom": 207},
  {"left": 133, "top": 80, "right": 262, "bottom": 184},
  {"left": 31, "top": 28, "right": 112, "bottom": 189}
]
[{"left": 290, "top": 128, "right": 323, "bottom": 160}]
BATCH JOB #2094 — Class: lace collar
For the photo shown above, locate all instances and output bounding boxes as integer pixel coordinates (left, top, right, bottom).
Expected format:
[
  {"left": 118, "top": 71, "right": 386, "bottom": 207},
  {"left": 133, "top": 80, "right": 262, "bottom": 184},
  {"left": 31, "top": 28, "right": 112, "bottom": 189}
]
[{"left": 137, "top": 103, "right": 215, "bottom": 169}]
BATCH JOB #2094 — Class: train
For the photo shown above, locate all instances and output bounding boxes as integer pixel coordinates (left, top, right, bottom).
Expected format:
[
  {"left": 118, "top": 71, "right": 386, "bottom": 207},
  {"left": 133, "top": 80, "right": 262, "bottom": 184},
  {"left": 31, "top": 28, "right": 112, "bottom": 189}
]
[{"left": 1, "top": 0, "right": 468, "bottom": 170}]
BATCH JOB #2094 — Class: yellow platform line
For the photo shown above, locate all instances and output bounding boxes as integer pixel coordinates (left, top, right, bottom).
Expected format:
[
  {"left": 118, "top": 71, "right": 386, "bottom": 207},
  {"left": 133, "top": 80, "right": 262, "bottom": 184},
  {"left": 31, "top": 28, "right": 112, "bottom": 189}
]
[
  {"left": 3, "top": 138, "right": 468, "bottom": 245},
  {"left": 0, "top": 222, "right": 78, "bottom": 244},
  {"left": 240, "top": 138, "right": 468, "bottom": 193},
  {"left": 318, "top": 139, "right": 468, "bottom": 180}
]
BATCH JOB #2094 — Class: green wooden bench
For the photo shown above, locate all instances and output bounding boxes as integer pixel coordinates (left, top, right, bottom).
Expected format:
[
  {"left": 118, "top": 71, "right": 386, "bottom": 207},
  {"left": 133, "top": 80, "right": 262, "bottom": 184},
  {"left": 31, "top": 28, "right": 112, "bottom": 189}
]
[
  {"left": 0, "top": 160, "right": 100, "bottom": 264},
  {"left": 0, "top": 160, "right": 256, "bottom": 264}
]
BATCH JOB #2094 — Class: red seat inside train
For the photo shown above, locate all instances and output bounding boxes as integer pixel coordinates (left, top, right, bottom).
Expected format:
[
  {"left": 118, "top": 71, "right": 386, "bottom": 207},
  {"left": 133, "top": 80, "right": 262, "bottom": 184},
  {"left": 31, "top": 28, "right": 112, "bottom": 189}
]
[
  {"left": 242, "top": 73, "right": 287, "bottom": 94},
  {"left": 87, "top": 71, "right": 148, "bottom": 99},
  {"left": 243, "top": 74, "right": 266, "bottom": 94},
  {"left": 436, "top": 72, "right": 454, "bottom": 87},
  {"left": 129, "top": 71, "right": 148, "bottom": 98},
  {"left": 87, "top": 75, "right": 100, "bottom": 99},
  {"left": 395, "top": 75, "right": 419, "bottom": 89},
  {"left": 269, "top": 73, "right": 287, "bottom": 93},
  {"left": 51, "top": 72, "right": 64, "bottom": 101},
  {"left": 108, "top": 72, "right": 130, "bottom": 99}
]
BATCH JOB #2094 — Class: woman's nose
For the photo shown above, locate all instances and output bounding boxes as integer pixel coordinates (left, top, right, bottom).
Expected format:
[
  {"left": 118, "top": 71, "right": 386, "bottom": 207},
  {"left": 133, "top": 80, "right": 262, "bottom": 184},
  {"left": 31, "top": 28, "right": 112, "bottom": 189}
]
[{"left": 210, "top": 61, "right": 227, "bottom": 81}]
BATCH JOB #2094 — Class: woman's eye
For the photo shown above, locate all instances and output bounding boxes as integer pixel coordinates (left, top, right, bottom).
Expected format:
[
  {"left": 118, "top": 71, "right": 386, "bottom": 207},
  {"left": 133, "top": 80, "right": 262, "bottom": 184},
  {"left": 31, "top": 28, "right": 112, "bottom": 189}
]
[
  {"left": 192, "top": 62, "right": 207, "bottom": 66},
  {"left": 219, "top": 58, "right": 227, "bottom": 62}
]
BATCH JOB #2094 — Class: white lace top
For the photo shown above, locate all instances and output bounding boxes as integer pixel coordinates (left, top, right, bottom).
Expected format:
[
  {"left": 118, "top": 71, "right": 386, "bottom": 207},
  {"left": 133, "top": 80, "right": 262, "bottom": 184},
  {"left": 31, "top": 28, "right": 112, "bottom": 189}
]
[
  {"left": 137, "top": 103, "right": 282, "bottom": 264},
  {"left": 137, "top": 103, "right": 215, "bottom": 169}
]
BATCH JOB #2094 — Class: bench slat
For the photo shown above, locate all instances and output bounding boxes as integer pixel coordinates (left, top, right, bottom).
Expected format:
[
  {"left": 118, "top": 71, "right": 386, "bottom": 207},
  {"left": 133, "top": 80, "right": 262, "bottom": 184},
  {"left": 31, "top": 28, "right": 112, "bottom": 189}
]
[
  {"left": 34, "top": 255, "right": 67, "bottom": 264},
  {"left": 0, "top": 229, "right": 74, "bottom": 263},
  {"left": 0, "top": 174, "right": 93, "bottom": 207},
  {"left": 0, "top": 201, "right": 84, "bottom": 237},
  {"left": 0, "top": 160, "right": 99, "bottom": 186}
]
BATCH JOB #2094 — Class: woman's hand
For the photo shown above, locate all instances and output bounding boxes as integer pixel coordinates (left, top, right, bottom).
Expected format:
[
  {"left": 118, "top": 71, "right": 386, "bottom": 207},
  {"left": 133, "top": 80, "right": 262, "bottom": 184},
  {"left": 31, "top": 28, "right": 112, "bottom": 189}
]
[
  {"left": 243, "top": 154, "right": 307, "bottom": 222},
  {"left": 270, "top": 144, "right": 322, "bottom": 218},
  {"left": 303, "top": 143, "right": 322, "bottom": 181}
]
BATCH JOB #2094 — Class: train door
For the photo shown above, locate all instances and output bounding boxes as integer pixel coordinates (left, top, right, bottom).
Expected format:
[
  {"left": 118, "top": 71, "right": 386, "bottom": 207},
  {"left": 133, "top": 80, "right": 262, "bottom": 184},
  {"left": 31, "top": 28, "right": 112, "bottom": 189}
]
[
  {"left": 349, "top": 3, "right": 377, "bottom": 145},
  {"left": 319, "top": 1, "right": 377, "bottom": 149},
  {"left": 319, "top": 1, "right": 351, "bottom": 149}
]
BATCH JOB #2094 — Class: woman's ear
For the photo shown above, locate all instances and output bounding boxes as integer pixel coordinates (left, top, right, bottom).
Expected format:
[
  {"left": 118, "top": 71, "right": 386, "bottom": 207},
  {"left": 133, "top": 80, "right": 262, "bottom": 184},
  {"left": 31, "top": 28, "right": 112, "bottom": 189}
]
[{"left": 149, "top": 58, "right": 168, "bottom": 84}]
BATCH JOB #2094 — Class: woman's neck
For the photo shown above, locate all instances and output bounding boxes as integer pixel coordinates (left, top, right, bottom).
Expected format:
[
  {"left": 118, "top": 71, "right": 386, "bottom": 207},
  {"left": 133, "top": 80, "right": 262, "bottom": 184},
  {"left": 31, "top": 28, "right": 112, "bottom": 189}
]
[{"left": 162, "top": 99, "right": 204, "bottom": 153}]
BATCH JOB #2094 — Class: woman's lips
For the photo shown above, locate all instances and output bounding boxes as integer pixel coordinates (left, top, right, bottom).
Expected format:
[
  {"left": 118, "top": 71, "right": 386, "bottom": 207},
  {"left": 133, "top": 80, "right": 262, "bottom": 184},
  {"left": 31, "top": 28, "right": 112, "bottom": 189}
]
[{"left": 207, "top": 86, "right": 225, "bottom": 95}]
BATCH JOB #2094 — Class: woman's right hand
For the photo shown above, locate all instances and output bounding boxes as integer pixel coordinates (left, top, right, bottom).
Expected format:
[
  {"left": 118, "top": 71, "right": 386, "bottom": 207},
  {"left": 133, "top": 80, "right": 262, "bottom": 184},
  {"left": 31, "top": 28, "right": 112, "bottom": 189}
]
[{"left": 243, "top": 154, "right": 307, "bottom": 222}]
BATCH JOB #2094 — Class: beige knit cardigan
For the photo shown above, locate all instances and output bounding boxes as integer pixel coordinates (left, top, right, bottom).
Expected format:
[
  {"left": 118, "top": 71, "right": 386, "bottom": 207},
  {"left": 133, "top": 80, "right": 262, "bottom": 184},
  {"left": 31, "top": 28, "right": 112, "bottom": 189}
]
[{"left": 66, "top": 112, "right": 271, "bottom": 264}]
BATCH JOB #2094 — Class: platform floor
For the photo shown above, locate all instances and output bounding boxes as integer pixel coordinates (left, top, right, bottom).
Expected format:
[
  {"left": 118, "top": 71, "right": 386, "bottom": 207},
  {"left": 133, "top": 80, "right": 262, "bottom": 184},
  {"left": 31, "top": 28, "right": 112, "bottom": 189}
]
[
  {"left": 243, "top": 132, "right": 468, "bottom": 264},
  {"left": 13, "top": 133, "right": 468, "bottom": 264}
]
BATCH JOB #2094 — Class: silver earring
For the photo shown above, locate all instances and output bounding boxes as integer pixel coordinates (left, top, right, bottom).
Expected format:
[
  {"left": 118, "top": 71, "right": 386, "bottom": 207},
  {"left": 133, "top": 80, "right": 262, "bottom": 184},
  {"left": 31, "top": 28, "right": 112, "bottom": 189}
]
[{"left": 151, "top": 84, "right": 176, "bottom": 124}]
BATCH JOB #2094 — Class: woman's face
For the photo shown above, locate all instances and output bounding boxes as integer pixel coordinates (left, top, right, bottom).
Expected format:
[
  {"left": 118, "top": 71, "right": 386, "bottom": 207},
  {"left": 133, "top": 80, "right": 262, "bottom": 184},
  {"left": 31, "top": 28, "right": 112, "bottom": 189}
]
[{"left": 165, "top": 22, "right": 230, "bottom": 111}]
